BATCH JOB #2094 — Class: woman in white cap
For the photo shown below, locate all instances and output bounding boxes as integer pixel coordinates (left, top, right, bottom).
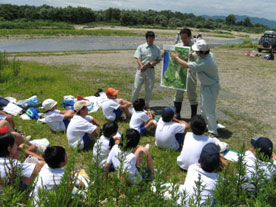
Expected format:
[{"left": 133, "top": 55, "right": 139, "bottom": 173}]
[{"left": 171, "top": 39, "right": 220, "bottom": 136}]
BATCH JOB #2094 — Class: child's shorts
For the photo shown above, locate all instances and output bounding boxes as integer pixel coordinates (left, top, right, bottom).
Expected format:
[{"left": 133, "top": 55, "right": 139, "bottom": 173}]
[
  {"left": 114, "top": 108, "right": 123, "bottom": 121},
  {"left": 139, "top": 125, "right": 147, "bottom": 134},
  {"left": 175, "top": 133, "right": 185, "bottom": 146},
  {"left": 82, "top": 133, "right": 92, "bottom": 149},
  {"left": 63, "top": 118, "right": 70, "bottom": 128}
]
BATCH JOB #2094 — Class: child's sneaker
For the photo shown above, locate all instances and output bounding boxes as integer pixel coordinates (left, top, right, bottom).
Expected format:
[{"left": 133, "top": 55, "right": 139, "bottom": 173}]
[{"left": 25, "top": 135, "right": 32, "bottom": 141}]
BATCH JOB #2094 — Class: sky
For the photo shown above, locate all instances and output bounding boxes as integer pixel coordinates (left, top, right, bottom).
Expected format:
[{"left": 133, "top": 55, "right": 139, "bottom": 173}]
[{"left": 1, "top": 0, "right": 276, "bottom": 21}]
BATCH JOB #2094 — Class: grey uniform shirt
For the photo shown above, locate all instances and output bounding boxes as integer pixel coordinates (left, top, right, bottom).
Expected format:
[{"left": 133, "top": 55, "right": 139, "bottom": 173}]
[
  {"left": 188, "top": 52, "right": 219, "bottom": 86},
  {"left": 134, "top": 43, "right": 162, "bottom": 66}
]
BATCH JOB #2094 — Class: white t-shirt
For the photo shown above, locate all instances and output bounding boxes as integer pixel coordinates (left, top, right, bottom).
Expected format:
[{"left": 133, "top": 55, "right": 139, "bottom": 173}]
[
  {"left": 101, "top": 98, "right": 120, "bottom": 121},
  {"left": 177, "top": 132, "right": 216, "bottom": 170},
  {"left": 106, "top": 145, "right": 142, "bottom": 184},
  {"left": 178, "top": 163, "right": 218, "bottom": 206},
  {"left": 155, "top": 118, "right": 186, "bottom": 150},
  {"left": 129, "top": 110, "right": 150, "bottom": 132},
  {"left": 32, "top": 164, "right": 65, "bottom": 200},
  {"left": 0, "top": 157, "right": 35, "bottom": 179},
  {"left": 66, "top": 114, "right": 97, "bottom": 149},
  {"left": 32, "top": 164, "right": 81, "bottom": 204},
  {"left": 93, "top": 135, "right": 112, "bottom": 167},
  {"left": 243, "top": 151, "right": 276, "bottom": 184},
  {"left": 45, "top": 110, "right": 65, "bottom": 132}
]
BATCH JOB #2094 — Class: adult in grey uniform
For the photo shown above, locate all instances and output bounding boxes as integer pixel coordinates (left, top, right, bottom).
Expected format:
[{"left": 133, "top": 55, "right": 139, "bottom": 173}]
[
  {"left": 171, "top": 40, "right": 220, "bottom": 136},
  {"left": 174, "top": 28, "right": 198, "bottom": 119},
  {"left": 132, "top": 31, "right": 162, "bottom": 107}
]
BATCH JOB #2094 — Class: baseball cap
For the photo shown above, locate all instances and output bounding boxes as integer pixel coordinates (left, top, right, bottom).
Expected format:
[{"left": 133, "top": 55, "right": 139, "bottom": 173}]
[
  {"left": 74, "top": 100, "right": 91, "bottom": 113},
  {"left": 200, "top": 143, "right": 220, "bottom": 172},
  {"left": 251, "top": 137, "right": 273, "bottom": 158},
  {"left": 106, "top": 88, "right": 119, "bottom": 97},
  {"left": 161, "top": 106, "right": 176, "bottom": 122},
  {"left": 42, "top": 99, "right": 57, "bottom": 111},
  {"left": 192, "top": 39, "right": 209, "bottom": 52}
]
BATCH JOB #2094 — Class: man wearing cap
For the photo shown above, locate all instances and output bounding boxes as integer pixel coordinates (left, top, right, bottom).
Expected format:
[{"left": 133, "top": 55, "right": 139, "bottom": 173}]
[
  {"left": 42, "top": 98, "right": 74, "bottom": 132},
  {"left": 171, "top": 39, "right": 220, "bottom": 136},
  {"left": 243, "top": 137, "right": 276, "bottom": 191},
  {"left": 174, "top": 28, "right": 198, "bottom": 119},
  {"left": 102, "top": 88, "right": 131, "bottom": 121},
  {"left": 155, "top": 106, "right": 190, "bottom": 150},
  {"left": 132, "top": 31, "right": 162, "bottom": 107},
  {"left": 66, "top": 100, "right": 99, "bottom": 150}
]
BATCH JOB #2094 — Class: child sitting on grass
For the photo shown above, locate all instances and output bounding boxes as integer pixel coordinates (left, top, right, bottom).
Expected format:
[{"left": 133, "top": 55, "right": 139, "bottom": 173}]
[
  {"left": 155, "top": 143, "right": 225, "bottom": 206},
  {"left": 93, "top": 121, "right": 119, "bottom": 168},
  {"left": 105, "top": 128, "right": 154, "bottom": 184},
  {"left": 67, "top": 100, "right": 99, "bottom": 150},
  {"left": 129, "top": 98, "right": 157, "bottom": 134},
  {"left": 0, "top": 122, "right": 44, "bottom": 161},
  {"left": 42, "top": 98, "right": 74, "bottom": 132},
  {"left": 32, "top": 146, "right": 85, "bottom": 204},
  {"left": 177, "top": 115, "right": 217, "bottom": 170},
  {"left": 242, "top": 136, "right": 276, "bottom": 191},
  {"left": 178, "top": 143, "right": 222, "bottom": 205},
  {"left": 0, "top": 133, "right": 44, "bottom": 187},
  {"left": 155, "top": 106, "right": 190, "bottom": 150},
  {"left": 101, "top": 88, "right": 131, "bottom": 121}
]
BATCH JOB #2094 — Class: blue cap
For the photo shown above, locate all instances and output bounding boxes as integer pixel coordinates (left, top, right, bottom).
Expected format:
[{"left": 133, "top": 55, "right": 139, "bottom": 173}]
[
  {"left": 161, "top": 106, "right": 176, "bottom": 122},
  {"left": 200, "top": 143, "right": 220, "bottom": 172},
  {"left": 251, "top": 137, "right": 273, "bottom": 158}
]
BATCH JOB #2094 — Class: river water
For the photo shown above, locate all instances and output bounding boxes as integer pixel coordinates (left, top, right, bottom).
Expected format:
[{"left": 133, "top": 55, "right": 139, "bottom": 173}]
[{"left": 0, "top": 36, "right": 253, "bottom": 52}]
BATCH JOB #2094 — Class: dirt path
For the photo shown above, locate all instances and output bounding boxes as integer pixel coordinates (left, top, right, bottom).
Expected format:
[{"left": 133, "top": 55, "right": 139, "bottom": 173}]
[{"left": 16, "top": 48, "right": 276, "bottom": 144}]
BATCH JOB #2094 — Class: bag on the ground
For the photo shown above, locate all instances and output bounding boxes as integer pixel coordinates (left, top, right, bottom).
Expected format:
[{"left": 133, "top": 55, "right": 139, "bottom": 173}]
[
  {"left": 17, "top": 95, "right": 40, "bottom": 108},
  {"left": 26, "top": 107, "right": 39, "bottom": 120}
]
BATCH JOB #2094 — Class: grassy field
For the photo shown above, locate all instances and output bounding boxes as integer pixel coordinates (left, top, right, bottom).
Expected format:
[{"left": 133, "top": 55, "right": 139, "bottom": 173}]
[
  {"left": 1, "top": 46, "right": 275, "bottom": 177},
  {"left": 0, "top": 39, "right": 276, "bottom": 205}
]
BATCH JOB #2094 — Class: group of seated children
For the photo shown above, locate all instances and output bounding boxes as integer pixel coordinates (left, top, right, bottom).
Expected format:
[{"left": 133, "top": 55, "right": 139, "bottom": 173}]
[
  {"left": 0, "top": 132, "right": 85, "bottom": 204},
  {"left": 3, "top": 87, "right": 274, "bottom": 204}
]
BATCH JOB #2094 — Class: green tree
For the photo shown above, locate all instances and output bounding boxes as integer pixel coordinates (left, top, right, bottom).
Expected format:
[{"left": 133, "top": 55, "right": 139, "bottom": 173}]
[
  {"left": 243, "top": 17, "right": 252, "bottom": 27},
  {"left": 168, "top": 17, "right": 182, "bottom": 28},
  {"left": 226, "top": 14, "right": 236, "bottom": 25},
  {"left": 105, "top": 8, "right": 121, "bottom": 22},
  {"left": 154, "top": 15, "right": 167, "bottom": 27}
]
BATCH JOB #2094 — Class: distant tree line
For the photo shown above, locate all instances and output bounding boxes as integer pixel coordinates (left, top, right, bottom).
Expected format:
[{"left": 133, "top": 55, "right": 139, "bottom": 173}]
[{"left": 0, "top": 4, "right": 271, "bottom": 33}]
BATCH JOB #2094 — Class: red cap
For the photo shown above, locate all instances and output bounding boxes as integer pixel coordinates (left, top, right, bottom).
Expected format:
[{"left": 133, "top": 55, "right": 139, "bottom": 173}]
[
  {"left": 106, "top": 88, "right": 119, "bottom": 97},
  {"left": 77, "top": 95, "right": 87, "bottom": 101}
]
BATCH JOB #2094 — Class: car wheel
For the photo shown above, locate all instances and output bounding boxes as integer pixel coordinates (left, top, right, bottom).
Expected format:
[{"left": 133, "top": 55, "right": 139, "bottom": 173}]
[{"left": 263, "top": 42, "right": 269, "bottom": 48}]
